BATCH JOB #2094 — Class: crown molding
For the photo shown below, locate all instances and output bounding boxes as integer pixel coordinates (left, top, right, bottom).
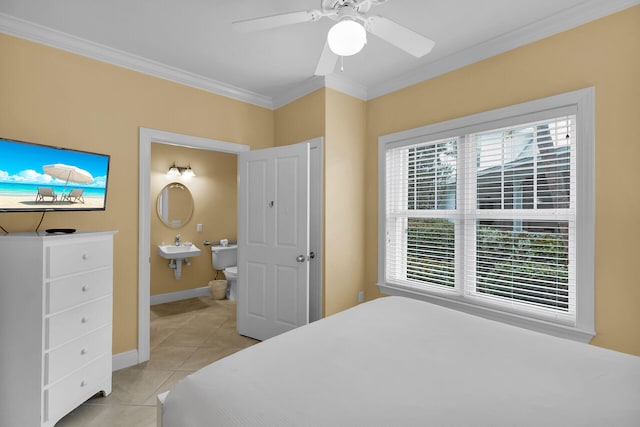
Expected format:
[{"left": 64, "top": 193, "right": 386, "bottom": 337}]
[
  {"left": 1, "top": 0, "right": 637, "bottom": 109},
  {"left": 324, "top": 74, "right": 368, "bottom": 101},
  {"left": 0, "top": 12, "right": 274, "bottom": 109},
  {"left": 367, "top": 0, "right": 640, "bottom": 100},
  {"left": 270, "top": 74, "right": 369, "bottom": 110}
]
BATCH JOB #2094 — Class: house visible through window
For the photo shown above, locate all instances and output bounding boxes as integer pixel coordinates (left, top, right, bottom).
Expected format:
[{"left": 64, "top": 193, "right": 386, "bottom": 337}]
[{"left": 379, "top": 89, "right": 594, "bottom": 340}]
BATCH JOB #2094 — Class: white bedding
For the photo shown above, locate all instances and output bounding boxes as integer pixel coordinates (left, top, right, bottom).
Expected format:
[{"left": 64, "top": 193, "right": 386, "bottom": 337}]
[{"left": 161, "top": 297, "right": 640, "bottom": 426}]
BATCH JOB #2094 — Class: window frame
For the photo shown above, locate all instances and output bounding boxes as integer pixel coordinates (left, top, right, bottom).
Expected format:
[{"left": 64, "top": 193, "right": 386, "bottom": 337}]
[{"left": 377, "top": 88, "right": 595, "bottom": 342}]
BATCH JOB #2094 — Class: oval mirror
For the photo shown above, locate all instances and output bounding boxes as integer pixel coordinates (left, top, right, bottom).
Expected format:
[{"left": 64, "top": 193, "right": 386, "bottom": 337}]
[{"left": 157, "top": 182, "right": 194, "bottom": 228}]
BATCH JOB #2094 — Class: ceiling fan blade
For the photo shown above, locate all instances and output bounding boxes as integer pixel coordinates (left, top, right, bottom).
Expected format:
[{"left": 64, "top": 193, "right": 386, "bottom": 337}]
[
  {"left": 233, "top": 10, "right": 322, "bottom": 32},
  {"left": 314, "top": 41, "right": 339, "bottom": 76},
  {"left": 365, "top": 16, "right": 435, "bottom": 57}
]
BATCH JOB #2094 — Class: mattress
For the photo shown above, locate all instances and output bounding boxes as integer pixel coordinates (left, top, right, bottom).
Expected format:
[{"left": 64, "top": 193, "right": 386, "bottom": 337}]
[{"left": 161, "top": 296, "right": 640, "bottom": 426}]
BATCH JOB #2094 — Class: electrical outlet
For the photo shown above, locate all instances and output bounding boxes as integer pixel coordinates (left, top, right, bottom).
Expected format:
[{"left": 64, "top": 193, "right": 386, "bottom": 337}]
[
  {"left": 358, "top": 291, "right": 364, "bottom": 303},
  {"left": 197, "top": 224, "right": 203, "bottom": 233}
]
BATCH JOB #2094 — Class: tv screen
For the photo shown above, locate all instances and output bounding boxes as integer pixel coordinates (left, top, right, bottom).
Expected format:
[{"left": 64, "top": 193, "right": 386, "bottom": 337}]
[{"left": 0, "top": 137, "right": 110, "bottom": 212}]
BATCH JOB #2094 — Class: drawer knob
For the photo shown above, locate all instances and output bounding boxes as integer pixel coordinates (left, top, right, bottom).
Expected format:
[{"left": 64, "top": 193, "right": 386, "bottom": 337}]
[
  {"left": 80, "top": 380, "right": 88, "bottom": 387},
  {"left": 81, "top": 316, "right": 89, "bottom": 324},
  {"left": 80, "top": 348, "right": 88, "bottom": 355},
  {"left": 81, "top": 285, "right": 90, "bottom": 292}
]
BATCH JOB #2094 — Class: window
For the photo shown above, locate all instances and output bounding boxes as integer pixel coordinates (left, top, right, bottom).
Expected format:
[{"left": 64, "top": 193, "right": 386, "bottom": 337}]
[{"left": 378, "top": 89, "right": 595, "bottom": 341}]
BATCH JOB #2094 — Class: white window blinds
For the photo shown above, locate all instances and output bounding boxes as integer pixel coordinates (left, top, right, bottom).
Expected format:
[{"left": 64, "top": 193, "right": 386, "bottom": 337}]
[
  {"left": 385, "top": 114, "right": 577, "bottom": 324},
  {"left": 386, "top": 138, "right": 458, "bottom": 292},
  {"left": 470, "top": 118, "right": 576, "bottom": 318}
]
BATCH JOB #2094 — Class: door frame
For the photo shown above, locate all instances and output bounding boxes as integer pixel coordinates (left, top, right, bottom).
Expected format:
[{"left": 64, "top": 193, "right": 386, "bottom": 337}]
[
  {"left": 137, "top": 128, "right": 322, "bottom": 364},
  {"left": 308, "top": 139, "right": 323, "bottom": 323},
  {"left": 138, "top": 128, "right": 249, "bottom": 363}
]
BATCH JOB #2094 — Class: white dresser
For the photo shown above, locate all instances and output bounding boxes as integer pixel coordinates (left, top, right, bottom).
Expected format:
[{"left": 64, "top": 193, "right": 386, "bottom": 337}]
[{"left": 0, "top": 231, "right": 116, "bottom": 427}]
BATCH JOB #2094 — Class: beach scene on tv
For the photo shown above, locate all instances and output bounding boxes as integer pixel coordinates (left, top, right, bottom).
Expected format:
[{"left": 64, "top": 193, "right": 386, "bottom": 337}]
[{"left": 0, "top": 138, "right": 109, "bottom": 210}]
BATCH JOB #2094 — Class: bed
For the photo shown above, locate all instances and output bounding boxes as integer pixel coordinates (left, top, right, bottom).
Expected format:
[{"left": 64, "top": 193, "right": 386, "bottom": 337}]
[{"left": 158, "top": 296, "right": 640, "bottom": 426}]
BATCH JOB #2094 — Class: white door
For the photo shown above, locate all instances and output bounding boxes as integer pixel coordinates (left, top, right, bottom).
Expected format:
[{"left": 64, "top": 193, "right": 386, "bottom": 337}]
[{"left": 237, "top": 142, "right": 310, "bottom": 341}]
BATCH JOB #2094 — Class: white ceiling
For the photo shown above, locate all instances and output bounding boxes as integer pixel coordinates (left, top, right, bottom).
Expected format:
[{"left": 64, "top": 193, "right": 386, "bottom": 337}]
[{"left": 0, "top": 0, "right": 637, "bottom": 108}]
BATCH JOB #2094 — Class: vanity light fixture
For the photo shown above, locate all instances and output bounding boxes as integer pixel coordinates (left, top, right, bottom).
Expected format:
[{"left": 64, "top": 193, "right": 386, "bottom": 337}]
[
  {"left": 167, "top": 163, "right": 196, "bottom": 178},
  {"left": 182, "top": 165, "right": 196, "bottom": 178}
]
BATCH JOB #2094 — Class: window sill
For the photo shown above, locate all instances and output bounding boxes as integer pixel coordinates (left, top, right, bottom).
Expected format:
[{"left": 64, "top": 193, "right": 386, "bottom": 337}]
[{"left": 377, "top": 282, "right": 596, "bottom": 343}]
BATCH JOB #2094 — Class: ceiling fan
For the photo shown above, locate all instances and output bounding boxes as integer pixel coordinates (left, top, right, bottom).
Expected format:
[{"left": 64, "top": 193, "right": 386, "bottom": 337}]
[{"left": 232, "top": 0, "right": 435, "bottom": 76}]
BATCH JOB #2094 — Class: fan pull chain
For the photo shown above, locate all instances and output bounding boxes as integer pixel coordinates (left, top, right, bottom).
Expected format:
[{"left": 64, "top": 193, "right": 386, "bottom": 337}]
[{"left": 340, "top": 56, "right": 344, "bottom": 72}]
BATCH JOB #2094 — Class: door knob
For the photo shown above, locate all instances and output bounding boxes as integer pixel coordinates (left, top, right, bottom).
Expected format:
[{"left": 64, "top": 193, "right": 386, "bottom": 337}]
[{"left": 296, "top": 255, "right": 306, "bottom": 263}]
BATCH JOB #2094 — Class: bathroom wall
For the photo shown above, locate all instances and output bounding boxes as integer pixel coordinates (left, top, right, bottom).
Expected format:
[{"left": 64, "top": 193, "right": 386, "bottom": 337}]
[{"left": 150, "top": 143, "right": 237, "bottom": 296}]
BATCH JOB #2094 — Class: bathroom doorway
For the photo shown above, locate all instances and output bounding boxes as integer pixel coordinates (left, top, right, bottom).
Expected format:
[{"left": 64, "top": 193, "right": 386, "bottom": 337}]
[
  {"left": 138, "top": 128, "right": 323, "bottom": 364},
  {"left": 150, "top": 143, "right": 238, "bottom": 298}
]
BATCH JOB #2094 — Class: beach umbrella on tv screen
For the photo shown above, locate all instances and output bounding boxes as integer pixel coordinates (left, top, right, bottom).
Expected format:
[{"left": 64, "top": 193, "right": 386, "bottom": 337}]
[{"left": 43, "top": 163, "right": 94, "bottom": 186}]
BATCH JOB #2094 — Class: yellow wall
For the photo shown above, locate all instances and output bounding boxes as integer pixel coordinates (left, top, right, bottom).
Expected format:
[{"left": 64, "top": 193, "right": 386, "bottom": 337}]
[
  {"left": 324, "top": 89, "right": 367, "bottom": 315},
  {"left": 365, "top": 6, "right": 640, "bottom": 356},
  {"left": 1, "top": 4, "right": 638, "bottom": 358},
  {"left": 0, "top": 33, "right": 274, "bottom": 354},
  {"left": 274, "top": 89, "right": 326, "bottom": 146},
  {"left": 150, "top": 143, "right": 237, "bottom": 295}
]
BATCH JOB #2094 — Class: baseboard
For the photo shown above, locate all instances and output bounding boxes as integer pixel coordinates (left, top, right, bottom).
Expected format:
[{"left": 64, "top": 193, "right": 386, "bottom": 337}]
[
  {"left": 157, "top": 391, "right": 169, "bottom": 427},
  {"left": 150, "top": 286, "right": 211, "bottom": 305},
  {"left": 112, "top": 349, "right": 139, "bottom": 371}
]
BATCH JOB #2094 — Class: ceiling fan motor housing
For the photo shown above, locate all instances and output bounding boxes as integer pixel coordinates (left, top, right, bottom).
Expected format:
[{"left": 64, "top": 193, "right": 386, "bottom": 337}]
[{"left": 322, "top": 0, "right": 374, "bottom": 20}]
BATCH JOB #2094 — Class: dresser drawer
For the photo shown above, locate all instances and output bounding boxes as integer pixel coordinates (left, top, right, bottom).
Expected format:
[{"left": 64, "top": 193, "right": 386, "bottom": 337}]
[
  {"left": 46, "top": 297, "right": 111, "bottom": 349},
  {"left": 45, "top": 326, "right": 111, "bottom": 385},
  {"left": 44, "top": 355, "right": 110, "bottom": 425},
  {"left": 46, "top": 238, "right": 112, "bottom": 278},
  {"left": 46, "top": 268, "right": 112, "bottom": 314}
]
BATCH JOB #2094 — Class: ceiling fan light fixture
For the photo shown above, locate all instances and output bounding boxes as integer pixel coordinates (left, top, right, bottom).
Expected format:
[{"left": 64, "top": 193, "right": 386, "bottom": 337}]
[{"left": 327, "top": 20, "right": 367, "bottom": 56}]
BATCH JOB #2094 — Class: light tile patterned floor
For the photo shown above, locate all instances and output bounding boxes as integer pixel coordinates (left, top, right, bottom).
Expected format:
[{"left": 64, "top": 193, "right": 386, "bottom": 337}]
[{"left": 56, "top": 297, "right": 258, "bottom": 427}]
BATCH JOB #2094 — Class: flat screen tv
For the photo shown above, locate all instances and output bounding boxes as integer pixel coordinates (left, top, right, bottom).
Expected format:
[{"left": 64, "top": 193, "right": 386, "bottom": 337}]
[{"left": 0, "top": 137, "right": 110, "bottom": 212}]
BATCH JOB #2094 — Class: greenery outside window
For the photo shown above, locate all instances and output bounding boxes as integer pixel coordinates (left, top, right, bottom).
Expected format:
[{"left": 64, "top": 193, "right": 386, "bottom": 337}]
[{"left": 378, "top": 88, "right": 595, "bottom": 341}]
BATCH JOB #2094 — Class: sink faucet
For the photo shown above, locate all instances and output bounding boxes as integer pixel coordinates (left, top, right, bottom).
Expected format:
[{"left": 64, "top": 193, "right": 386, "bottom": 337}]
[{"left": 175, "top": 234, "right": 181, "bottom": 246}]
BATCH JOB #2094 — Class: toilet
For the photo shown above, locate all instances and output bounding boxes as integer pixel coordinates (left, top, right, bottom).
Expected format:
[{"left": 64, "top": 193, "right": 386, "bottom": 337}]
[{"left": 211, "top": 244, "right": 238, "bottom": 300}]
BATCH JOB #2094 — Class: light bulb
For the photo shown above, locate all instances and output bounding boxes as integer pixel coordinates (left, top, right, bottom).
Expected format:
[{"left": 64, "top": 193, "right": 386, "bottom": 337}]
[
  {"left": 327, "top": 20, "right": 367, "bottom": 57},
  {"left": 182, "top": 166, "right": 195, "bottom": 178},
  {"left": 167, "top": 164, "right": 181, "bottom": 177}
]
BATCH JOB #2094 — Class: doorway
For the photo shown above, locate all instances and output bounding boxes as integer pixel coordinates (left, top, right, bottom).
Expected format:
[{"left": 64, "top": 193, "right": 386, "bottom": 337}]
[{"left": 138, "top": 128, "right": 322, "bottom": 364}]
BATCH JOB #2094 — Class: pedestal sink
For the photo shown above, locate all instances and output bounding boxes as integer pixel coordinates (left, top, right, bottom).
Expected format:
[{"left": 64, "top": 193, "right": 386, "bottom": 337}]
[{"left": 158, "top": 243, "right": 201, "bottom": 279}]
